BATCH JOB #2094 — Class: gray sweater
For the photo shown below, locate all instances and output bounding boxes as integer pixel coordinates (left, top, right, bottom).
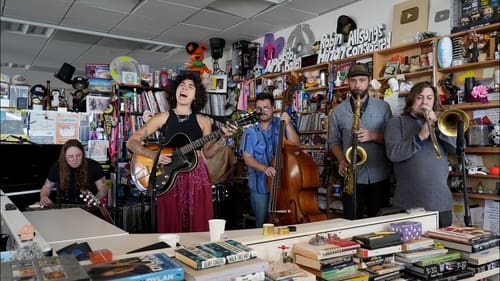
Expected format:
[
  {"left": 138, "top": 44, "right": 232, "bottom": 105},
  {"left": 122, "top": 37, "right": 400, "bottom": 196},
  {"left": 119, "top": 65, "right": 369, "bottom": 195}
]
[{"left": 385, "top": 115, "right": 456, "bottom": 212}]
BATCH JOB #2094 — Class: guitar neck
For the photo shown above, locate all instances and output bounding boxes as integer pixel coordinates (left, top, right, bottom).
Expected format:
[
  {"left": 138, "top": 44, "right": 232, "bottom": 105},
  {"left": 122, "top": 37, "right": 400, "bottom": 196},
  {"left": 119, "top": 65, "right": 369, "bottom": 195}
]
[{"left": 179, "top": 129, "right": 223, "bottom": 154}]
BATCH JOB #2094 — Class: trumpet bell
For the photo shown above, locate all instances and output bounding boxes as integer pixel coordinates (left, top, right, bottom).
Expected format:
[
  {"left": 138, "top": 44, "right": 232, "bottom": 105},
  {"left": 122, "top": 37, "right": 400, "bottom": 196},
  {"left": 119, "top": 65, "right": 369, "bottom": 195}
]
[
  {"left": 438, "top": 109, "right": 470, "bottom": 137},
  {"left": 345, "top": 146, "right": 367, "bottom": 166}
]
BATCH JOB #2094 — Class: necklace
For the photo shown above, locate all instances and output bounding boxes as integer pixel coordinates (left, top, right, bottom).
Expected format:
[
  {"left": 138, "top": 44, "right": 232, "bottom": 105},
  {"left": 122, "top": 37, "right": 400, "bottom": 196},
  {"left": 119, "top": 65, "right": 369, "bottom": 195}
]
[{"left": 174, "top": 110, "right": 191, "bottom": 123}]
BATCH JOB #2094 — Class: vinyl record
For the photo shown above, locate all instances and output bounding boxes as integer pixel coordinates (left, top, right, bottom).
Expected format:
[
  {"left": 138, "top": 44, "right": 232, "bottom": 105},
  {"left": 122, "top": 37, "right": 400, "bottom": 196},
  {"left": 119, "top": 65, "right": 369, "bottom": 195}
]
[{"left": 109, "top": 56, "right": 140, "bottom": 83}]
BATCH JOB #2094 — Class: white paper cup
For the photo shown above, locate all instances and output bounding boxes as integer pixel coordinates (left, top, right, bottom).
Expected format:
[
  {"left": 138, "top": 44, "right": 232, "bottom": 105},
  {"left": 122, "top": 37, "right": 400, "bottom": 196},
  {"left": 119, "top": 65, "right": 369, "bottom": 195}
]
[
  {"left": 158, "top": 234, "right": 180, "bottom": 248},
  {"left": 208, "top": 219, "right": 226, "bottom": 242}
]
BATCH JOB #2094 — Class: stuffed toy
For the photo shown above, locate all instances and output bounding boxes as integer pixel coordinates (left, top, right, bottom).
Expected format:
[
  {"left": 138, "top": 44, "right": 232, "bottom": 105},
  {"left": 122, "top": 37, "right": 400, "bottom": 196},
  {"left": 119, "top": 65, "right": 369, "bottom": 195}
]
[{"left": 185, "top": 42, "right": 212, "bottom": 77}]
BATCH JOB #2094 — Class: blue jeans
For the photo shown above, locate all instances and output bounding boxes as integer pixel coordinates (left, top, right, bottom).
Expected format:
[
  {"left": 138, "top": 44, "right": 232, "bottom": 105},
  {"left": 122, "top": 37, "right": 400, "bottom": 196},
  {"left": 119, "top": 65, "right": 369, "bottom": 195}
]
[{"left": 250, "top": 191, "right": 269, "bottom": 228}]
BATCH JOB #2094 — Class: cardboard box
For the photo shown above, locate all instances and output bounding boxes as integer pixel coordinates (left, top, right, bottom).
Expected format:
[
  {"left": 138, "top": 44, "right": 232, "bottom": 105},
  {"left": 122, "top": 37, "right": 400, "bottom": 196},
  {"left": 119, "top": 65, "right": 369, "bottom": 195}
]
[{"left": 389, "top": 221, "right": 422, "bottom": 242}]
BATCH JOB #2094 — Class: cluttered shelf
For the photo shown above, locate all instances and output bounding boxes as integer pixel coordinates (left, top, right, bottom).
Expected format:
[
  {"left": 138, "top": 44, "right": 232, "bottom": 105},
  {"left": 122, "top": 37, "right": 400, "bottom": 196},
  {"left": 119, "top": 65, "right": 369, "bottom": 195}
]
[
  {"left": 452, "top": 192, "right": 499, "bottom": 201},
  {"left": 464, "top": 146, "right": 500, "bottom": 154},
  {"left": 442, "top": 100, "right": 500, "bottom": 111}
]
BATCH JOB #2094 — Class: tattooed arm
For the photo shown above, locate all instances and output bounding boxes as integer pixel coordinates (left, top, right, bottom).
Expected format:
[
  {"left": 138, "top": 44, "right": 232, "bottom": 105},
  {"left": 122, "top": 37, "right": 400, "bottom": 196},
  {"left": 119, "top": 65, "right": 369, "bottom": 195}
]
[{"left": 126, "top": 112, "right": 172, "bottom": 165}]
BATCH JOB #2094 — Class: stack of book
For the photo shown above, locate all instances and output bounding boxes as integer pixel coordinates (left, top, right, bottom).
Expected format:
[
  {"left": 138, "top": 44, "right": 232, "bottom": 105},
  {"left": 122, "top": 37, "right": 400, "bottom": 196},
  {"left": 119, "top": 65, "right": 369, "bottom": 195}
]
[
  {"left": 292, "top": 237, "right": 360, "bottom": 280},
  {"left": 174, "top": 239, "right": 268, "bottom": 281},
  {"left": 352, "top": 232, "right": 406, "bottom": 281},
  {"left": 425, "top": 226, "right": 499, "bottom": 278}
]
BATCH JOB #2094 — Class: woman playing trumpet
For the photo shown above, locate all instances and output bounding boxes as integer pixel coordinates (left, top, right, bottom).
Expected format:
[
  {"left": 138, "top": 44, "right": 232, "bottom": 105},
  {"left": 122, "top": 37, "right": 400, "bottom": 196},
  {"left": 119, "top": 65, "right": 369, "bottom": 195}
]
[{"left": 384, "top": 82, "right": 456, "bottom": 227}]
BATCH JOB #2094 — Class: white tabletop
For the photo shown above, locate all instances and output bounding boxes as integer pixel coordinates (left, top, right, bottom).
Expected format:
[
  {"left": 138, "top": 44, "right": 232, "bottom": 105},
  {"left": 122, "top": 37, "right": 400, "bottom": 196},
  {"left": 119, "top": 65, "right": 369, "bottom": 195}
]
[{"left": 23, "top": 208, "right": 128, "bottom": 244}]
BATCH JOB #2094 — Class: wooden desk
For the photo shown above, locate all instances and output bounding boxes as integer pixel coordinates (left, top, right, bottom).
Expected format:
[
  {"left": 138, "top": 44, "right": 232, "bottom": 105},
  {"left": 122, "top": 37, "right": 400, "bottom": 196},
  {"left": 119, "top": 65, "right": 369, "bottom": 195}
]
[{"left": 23, "top": 208, "right": 128, "bottom": 244}]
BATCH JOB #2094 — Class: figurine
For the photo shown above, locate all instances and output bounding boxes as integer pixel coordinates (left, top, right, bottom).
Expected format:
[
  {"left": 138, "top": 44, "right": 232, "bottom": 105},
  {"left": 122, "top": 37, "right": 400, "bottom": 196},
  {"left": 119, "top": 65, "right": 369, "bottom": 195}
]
[{"left": 439, "top": 73, "right": 459, "bottom": 104}]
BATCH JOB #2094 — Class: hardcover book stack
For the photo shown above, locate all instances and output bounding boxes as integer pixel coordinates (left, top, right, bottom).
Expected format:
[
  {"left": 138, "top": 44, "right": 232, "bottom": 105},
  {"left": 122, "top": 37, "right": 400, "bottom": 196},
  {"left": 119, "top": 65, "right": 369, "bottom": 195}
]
[
  {"left": 393, "top": 236, "right": 472, "bottom": 280},
  {"left": 424, "top": 226, "right": 499, "bottom": 278},
  {"left": 292, "top": 235, "right": 362, "bottom": 280},
  {"left": 174, "top": 239, "right": 269, "bottom": 281},
  {"left": 352, "top": 232, "right": 406, "bottom": 281}
]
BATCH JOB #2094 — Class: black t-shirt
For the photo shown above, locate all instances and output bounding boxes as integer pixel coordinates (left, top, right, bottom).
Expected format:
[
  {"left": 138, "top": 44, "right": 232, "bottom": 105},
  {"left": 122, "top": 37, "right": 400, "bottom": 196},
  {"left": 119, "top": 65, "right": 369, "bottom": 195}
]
[{"left": 47, "top": 158, "right": 105, "bottom": 204}]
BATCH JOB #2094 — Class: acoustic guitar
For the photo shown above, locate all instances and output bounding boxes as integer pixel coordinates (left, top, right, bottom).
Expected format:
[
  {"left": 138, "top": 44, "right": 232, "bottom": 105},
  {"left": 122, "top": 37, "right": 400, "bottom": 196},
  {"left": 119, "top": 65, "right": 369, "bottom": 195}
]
[{"left": 130, "top": 112, "right": 259, "bottom": 196}]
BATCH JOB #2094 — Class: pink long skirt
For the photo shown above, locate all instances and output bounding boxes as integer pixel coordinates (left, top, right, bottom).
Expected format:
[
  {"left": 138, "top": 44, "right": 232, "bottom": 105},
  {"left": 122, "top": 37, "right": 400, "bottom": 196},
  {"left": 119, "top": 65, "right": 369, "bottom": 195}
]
[{"left": 156, "top": 157, "right": 213, "bottom": 233}]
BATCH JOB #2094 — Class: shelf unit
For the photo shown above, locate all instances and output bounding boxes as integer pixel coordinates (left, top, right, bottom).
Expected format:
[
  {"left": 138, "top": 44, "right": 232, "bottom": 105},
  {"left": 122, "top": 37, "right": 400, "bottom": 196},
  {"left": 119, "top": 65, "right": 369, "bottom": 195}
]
[{"left": 240, "top": 23, "right": 500, "bottom": 219}]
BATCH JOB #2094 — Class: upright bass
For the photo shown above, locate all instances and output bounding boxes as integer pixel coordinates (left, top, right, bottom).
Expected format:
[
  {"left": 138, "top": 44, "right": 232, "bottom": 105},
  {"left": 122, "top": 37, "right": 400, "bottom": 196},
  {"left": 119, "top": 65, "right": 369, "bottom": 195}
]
[{"left": 267, "top": 74, "right": 327, "bottom": 226}]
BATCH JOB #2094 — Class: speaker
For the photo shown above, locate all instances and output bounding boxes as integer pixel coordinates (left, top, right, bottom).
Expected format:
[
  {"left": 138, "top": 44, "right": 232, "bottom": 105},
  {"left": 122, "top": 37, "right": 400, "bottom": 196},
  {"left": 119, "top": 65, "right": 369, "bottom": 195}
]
[
  {"left": 54, "top": 63, "right": 76, "bottom": 84},
  {"left": 210, "top": 38, "right": 226, "bottom": 60}
]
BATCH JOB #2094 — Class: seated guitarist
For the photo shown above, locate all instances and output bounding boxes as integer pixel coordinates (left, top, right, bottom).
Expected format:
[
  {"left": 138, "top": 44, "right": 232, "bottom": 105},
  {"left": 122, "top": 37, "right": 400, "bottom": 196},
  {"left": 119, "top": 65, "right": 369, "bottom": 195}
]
[
  {"left": 39, "top": 139, "right": 108, "bottom": 209},
  {"left": 126, "top": 72, "right": 236, "bottom": 233}
]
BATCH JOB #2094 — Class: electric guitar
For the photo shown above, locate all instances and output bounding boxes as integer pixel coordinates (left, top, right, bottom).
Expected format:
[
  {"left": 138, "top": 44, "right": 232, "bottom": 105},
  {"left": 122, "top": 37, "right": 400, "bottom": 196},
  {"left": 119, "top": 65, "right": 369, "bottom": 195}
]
[
  {"left": 29, "top": 189, "right": 114, "bottom": 225},
  {"left": 130, "top": 112, "right": 259, "bottom": 196},
  {"left": 79, "top": 189, "right": 114, "bottom": 225}
]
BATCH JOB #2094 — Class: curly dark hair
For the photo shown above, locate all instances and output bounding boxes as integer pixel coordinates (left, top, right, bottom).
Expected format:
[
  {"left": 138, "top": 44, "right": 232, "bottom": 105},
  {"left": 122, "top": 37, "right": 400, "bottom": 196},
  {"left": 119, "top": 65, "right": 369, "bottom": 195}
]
[
  {"left": 58, "top": 139, "right": 88, "bottom": 192},
  {"left": 403, "top": 81, "right": 443, "bottom": 116},
  {"left": 166, "top": 72, "right": 207, "bottom": 113},
  {"left": 255, "top": 92, "right": 275, "bottom": 106}
]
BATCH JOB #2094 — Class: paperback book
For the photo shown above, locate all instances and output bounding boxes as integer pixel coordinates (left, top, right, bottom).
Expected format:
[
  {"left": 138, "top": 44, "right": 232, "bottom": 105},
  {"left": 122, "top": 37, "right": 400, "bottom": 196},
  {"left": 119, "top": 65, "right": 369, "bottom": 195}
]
[
  {"left": 460, "top": 246, "right": 499, "bottom": 265},
  {"left": 294, "top": 254, "right": 353, "bottom": 271},
  {"left": 432, "top": 237, "right": 499, "bottom": 253},
  {"left": 404, "top": 268, "right": 475, "bottom": 281},
  {"left": 353, "top": 254, "right": 395, "bottom": 269},
  {"left": 294, "top": 242, "right": 357, "bottom": 261},
  {"left": 467, "top": 260, "right": 499, "bottom": 273},
  {"left": 405, "top": 259, "right": 468, "bottom": 278},
  {"left": 401, "top": 237, "right": 435, "bottom": 252},
  {"left": 356, "top": 244, "right": 402, "bottom": 258},
  {"left": 1, "top": 255, "right": 90, "bottom": 281},
  {"left": 395, "top": 248, "right": 448, "bottom": 264},
  {"left": 352, "top": 232, "right": 402, "bottom": 250},
  {"left": 174, "top": 245, "right": 226, "bottom": 270},
  {"left": 325, "top": 236, "right": 361, "bottom": 251},
  {"left": 182, "top": 257, "right": 268, "bottom": 281},
  {"left": 425, "top": 226, "right": 496, "bottom": 245},
  {"left": 414, "top": 251, "right": 461, "bottom": 267},
  {"left": 84, "top": 252, "right": 184, "bottom": 281}
]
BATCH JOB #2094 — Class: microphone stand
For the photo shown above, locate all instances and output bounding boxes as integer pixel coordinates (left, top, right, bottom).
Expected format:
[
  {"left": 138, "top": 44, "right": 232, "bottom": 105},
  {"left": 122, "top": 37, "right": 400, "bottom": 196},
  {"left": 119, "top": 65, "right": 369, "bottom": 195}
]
[
  {"left": 456, "top": 119, "right": 472, "bottom": 227},
  {"left": 148, "top": 137, "right": 165, "bottom": 233}
]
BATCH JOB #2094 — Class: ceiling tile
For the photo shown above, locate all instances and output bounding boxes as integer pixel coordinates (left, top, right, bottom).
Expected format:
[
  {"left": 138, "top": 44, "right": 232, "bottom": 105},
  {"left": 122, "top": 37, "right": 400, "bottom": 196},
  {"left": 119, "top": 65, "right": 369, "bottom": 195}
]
[
  {"left": 223, "top": 19, "right": 281, "bottom": 40},
  {"left": 161, "top": 0, "right": 216, "bottom": 9},
  {"left": 61, "top": 2, "right": 128, "bottom": 32},
  {"left": 208, "top": 0, "right": 273, "bottom": 19},
  {"left": 132, "top": 0, "right": 199, "bottom": 22},
  {"left": 34, "top": 40, "right": 92, "bottom": 68},
  {"left": 74, "top": 0, "right": 139, "bottom": 13},
  {"left": 184, "top": 9, "right": 244, "bottom": 30},
  {"left": 51, "top": 30, "right": 101, "bottom": 45},
  {"left": 73, "top": 45, "right": 128, "bottom": 69},
  {"left": 285, "top": 0, "right": 359, "bottom": 15},
  {"left": 253, "top": 5, "right": 316, "bottom": 28},
  {"left": 0, "top": 32, "right": 48, "bottom": 63},
  {"left": 112, "top": 14, "right": 166, "bottom": 39},
  {"left": 3, "top": 0, "right": 73, "bottom": 24},
  {"left": 156, "top": 23, "right": 219, "bottom": 46}
]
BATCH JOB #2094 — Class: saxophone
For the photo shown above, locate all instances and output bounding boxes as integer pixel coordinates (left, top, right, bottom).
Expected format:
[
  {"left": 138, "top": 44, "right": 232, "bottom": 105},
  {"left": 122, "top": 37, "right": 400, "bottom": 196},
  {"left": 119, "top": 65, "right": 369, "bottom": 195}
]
[{"left": 344, "top": 94, "right": 367, "bottom": 195}]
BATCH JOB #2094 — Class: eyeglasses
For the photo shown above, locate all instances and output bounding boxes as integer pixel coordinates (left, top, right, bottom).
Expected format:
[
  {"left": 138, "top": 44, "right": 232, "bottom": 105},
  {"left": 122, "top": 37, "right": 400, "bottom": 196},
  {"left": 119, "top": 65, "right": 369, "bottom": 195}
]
[
  {"left": 66, "top": 154, "right": 83, "bottom": 160},
  {"left": 255, "top": 105, "right": 272, "bottom": 112}
]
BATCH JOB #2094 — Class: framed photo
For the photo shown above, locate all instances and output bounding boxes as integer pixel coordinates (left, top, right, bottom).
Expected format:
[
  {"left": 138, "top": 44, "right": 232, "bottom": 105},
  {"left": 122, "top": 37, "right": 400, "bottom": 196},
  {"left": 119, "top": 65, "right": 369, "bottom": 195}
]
[
  {"left": 384, "top": 61, "right": 400, "bottom": 77},
  {"left": 86, "top": 95, "right": 112, "bottom": 114},
  {"left": 121, "top": 71, "right": 138, "bottom": 84},
  {"left": 207, "top": 75, "right": 227, "bottom": 93}
]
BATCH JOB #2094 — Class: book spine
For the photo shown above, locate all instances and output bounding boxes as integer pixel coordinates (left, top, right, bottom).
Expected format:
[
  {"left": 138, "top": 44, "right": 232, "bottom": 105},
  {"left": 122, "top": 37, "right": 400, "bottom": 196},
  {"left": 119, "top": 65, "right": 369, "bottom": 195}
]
[
  {"left": 467, "top": 260, "right": 500, "bottom": 273},
  {"left": 354, "top": 255, "right": 395, "bottom": 269},
  {"left": 407, "top": 259, "right": 468, "bottom": 278},
  {"left": 470, "top": 237, "right": 500, "bottom": 253},
  {"left": 223, "top": 240, "right": 258, "bottom": 258},
  {"left": 320, "top": 264, "right": 357, "bottom": 279},
  {"left": 174, "top": 246, "right": 226, "bottom": 270},
  {"left": 356, "top": 245, "right": 402, "bottom": 258},
  {"left": 197, "top": 242, "right": 250, "bottom": 264},
  {"left": 416, "top": 252, "right": 461, "bottom": 267}
]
